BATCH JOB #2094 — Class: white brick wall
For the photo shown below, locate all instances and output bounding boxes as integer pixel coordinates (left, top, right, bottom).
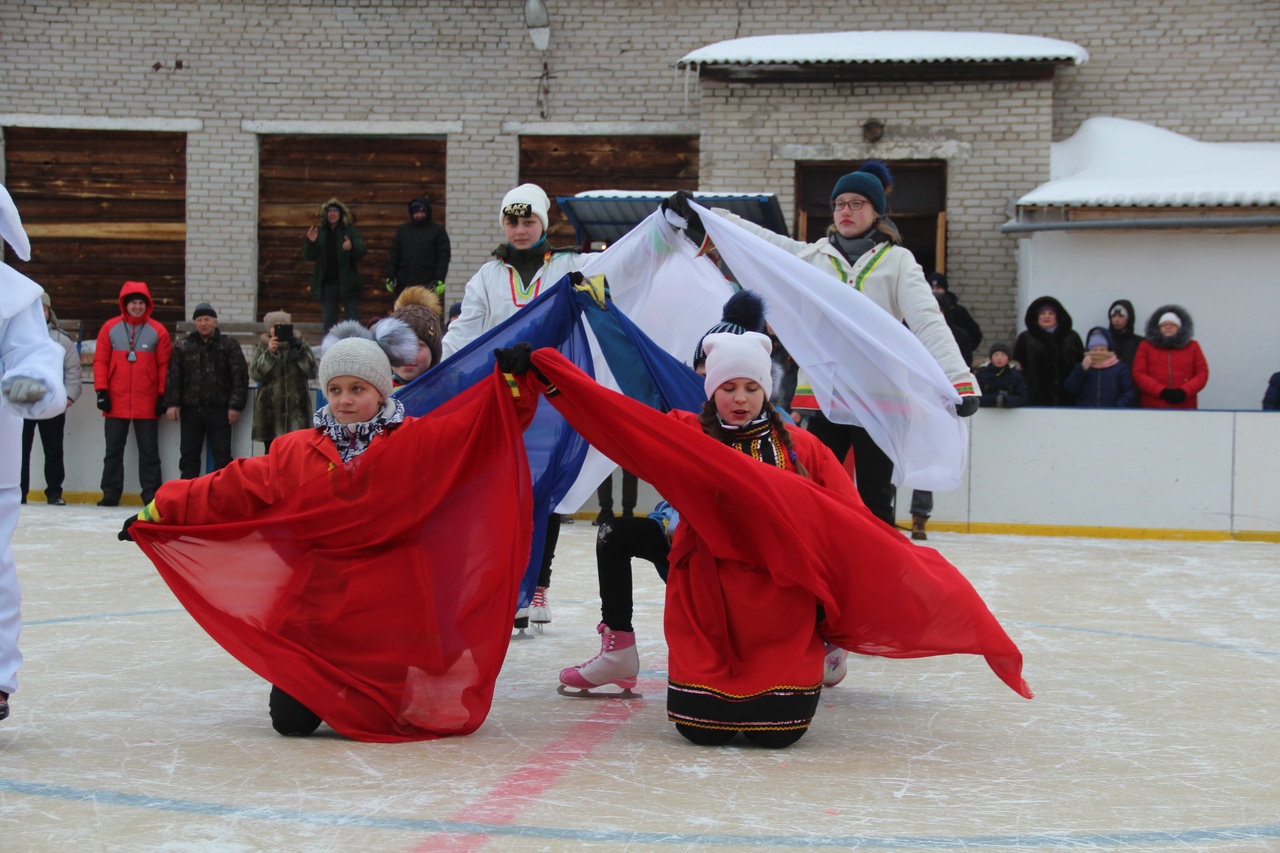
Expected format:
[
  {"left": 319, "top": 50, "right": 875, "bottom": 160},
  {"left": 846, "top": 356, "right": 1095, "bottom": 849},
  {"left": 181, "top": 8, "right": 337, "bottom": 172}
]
[{"left": 1, "top": 0, "right": 1275, "bottom": 333}]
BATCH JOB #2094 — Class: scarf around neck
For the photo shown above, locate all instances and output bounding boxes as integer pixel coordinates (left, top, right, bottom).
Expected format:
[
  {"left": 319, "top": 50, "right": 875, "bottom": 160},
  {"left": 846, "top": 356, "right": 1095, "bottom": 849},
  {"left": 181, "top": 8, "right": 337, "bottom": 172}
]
[
  {"left": 313, "top": 397, "right": 406, "bottom": 462},
  {"left": 718, "top": 412, "right": 788, "bottom": 469}
]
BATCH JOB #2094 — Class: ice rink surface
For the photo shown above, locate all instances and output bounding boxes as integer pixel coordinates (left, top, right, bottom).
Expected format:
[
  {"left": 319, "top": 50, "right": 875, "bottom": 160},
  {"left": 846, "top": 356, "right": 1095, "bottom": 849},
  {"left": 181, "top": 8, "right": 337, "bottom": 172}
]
[{"left": 3, "top": 504, "right": 1278, "bottom": 852}]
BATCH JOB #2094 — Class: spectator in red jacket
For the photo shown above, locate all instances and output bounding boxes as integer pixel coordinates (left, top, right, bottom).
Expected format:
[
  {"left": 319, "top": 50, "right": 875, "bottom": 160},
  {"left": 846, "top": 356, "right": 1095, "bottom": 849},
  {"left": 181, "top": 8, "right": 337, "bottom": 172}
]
[
  {"left": 93, "top": 281, "right": 171, "bottom": 506},
  {"left": 1131, "top": 304, "right": 1209, "bottom": 409}
]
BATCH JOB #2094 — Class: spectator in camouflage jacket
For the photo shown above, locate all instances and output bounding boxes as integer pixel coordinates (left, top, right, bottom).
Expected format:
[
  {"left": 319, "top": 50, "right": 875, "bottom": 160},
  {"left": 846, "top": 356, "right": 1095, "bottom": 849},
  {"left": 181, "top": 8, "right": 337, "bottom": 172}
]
[{"left": 249, "top": 310, "right": 317, "bottom": 452}]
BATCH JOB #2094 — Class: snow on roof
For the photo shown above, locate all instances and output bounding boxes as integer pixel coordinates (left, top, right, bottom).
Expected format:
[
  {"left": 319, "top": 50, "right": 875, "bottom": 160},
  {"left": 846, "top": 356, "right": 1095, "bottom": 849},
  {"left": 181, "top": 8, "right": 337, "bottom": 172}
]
[
  {"left": 677, "top": 31, "right": 1088, "bottom": 67},
  {"left": 572, "top": 190, "right": 771, "bottom": 199},
  {"left": 1018, "top": 117, "right": 1280, "bottom": 208}
]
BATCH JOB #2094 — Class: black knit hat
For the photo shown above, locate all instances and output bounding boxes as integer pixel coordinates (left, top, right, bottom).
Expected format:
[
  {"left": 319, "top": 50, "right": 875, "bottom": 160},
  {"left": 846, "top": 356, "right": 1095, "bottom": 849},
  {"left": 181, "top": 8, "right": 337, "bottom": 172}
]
[
  {"left": 692, "top": 290, "right": 767, "bottom": 367},
  {"left": 192, "top": 302, "right": 217, "bottom": 320},
  {"left": 989, "top": 341, "right": 1011, "bottom": 358}
]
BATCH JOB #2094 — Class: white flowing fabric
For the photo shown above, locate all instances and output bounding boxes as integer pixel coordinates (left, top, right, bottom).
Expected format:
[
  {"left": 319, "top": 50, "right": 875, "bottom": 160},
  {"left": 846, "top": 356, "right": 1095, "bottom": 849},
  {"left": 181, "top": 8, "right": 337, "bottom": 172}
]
[
  {"left": 696, "top": 203, "right": 967, "bottom": 490},
  {"left": 553, "top": 204, "right": 967, "bottom": 509},
  {"left": 554, "top": 212, "right": 734, "bottom": 512}
]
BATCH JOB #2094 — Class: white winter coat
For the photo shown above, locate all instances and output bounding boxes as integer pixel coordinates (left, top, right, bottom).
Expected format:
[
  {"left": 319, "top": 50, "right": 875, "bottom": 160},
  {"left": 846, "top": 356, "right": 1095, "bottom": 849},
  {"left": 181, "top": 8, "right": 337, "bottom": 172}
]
[
  {"left": 441, "top": 250, "right": 583, "bottom": 359},
  {"left": 716, "top": 211, "right": 977, "bottom": 391}
]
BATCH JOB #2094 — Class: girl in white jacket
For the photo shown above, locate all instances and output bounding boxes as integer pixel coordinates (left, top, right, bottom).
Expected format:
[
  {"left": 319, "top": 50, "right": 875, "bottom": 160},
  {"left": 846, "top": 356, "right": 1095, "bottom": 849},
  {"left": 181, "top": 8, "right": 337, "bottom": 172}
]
[{"left": 664, "top": 165, "right": 978, "bottom": 527}]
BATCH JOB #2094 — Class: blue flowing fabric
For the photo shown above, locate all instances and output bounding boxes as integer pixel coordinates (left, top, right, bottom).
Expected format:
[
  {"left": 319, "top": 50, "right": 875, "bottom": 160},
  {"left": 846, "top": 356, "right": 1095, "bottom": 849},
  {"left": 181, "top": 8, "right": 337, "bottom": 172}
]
[{"left": 394, "top": 276, "right": 704, "bottom": 610}]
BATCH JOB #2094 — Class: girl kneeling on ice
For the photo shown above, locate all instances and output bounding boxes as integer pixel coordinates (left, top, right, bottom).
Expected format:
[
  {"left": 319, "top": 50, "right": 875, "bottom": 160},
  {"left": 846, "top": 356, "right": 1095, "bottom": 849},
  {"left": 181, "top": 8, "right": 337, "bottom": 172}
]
[
  {"left": 501, "top": 336, "right": 1032, "bottom": 748},
  {"left": 121, "top": 320, "right": 541, "bottom": 742}
]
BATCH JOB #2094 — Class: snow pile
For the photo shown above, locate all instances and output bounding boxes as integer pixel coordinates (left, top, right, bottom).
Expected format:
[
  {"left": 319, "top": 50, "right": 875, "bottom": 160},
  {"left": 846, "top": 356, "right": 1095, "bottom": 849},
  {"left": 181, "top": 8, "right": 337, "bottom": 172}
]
[
  {"left": 678, "top": 31, "right": 1088, "bottom": 68},
  {"left": 1019, "top": 117, "right": 1280, "bottom": 208}
]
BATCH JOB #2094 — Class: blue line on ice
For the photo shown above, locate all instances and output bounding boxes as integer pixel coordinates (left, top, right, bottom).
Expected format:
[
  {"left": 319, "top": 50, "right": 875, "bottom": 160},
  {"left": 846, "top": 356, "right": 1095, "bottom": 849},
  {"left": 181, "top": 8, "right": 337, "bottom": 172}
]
[{"left": 2, "top": 778, "right": 1279, "bottom": 847}]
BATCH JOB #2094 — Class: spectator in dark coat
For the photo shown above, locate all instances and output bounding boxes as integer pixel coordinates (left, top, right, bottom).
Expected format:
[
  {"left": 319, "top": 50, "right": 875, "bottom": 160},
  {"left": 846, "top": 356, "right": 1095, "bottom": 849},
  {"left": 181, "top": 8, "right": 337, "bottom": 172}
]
[
  {"left": 1063, "top": 327, "right": 1137, "bottom": 408},
  {"left": 1013, "top": 296, "right": 1084, "bottom": 406},
  {"left": 976, "top": 342, "right": 1029, "bottom": 408},
  {"left": 385, "top": 197, "right": 451, "bottom": 300},
  {"left": 164, "top": 303, "right": 249, "bottom": 478},
  {"left": 1264, "top": 372, "right": 1280, "bottom": 411},
  {"left": 304, "top": 198, "right": 367, "bottom": 332},
  {"left": 1107, "top": 299, "right": 1142, "bottom": 367},
  {"left": 928, "top": 273, "right": 982, "bottom": 358}
]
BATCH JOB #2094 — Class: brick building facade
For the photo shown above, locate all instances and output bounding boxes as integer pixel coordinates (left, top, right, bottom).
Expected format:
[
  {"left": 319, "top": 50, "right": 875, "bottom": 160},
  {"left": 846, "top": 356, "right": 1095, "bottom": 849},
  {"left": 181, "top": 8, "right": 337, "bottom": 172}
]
[{"left": 1, "top": 0, "right": 1275, "bottom": 341}]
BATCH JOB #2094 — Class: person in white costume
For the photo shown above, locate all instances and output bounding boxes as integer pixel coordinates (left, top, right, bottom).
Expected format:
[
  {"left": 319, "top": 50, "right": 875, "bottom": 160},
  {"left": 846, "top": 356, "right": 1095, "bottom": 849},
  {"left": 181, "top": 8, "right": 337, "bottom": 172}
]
[
  {"left": 440, "top": 183, "right": 584, "bottom": 632},
  {"left": 663, "top": 165, "right": 979, "bottom": 529},
  {"left": 440, "top": 184, "right": 582, "bottom": 359},
  {"left": 0, "top": 184, "right": 73, "bottom": 721}
]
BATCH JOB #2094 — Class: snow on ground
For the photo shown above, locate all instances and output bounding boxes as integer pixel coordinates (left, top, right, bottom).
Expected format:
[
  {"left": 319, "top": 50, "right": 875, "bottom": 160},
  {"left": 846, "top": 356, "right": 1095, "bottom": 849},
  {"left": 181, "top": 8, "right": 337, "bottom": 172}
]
[{"left": 3, "top": 504, "right": 1278, "bottom": 852}]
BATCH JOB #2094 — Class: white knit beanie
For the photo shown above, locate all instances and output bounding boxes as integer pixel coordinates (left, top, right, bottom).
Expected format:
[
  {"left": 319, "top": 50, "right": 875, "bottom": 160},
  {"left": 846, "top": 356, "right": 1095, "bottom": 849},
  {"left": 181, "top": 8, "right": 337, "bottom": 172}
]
[
  {"left": 702, "top": 331, "right": 774, "bottom": 400},
  {"left": 1157, "top": 311, "right": 1182, "bottom": 328},
  {"left": 319, "top": 318, "right": 419, "bottom": 400},
  {"left": 500, "top": 183, "right": 550, "bottom": 231}
]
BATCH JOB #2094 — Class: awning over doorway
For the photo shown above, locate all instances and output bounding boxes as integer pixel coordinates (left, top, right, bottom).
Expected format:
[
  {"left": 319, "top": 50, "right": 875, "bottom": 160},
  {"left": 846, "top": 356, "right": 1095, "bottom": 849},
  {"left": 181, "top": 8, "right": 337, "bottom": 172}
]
[{"left": 557, "top": 191, "right": 787, "bottom": 246}]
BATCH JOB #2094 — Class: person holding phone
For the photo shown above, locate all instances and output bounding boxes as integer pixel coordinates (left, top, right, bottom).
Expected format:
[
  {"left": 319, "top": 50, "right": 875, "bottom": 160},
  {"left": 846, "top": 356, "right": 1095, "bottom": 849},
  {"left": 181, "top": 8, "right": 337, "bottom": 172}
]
[
  {"left": 250, "top": 310, "right": 317, "bottom": 452},
  {"left": 1063, "top": 326, "right": 1137, "bottom": 408}
]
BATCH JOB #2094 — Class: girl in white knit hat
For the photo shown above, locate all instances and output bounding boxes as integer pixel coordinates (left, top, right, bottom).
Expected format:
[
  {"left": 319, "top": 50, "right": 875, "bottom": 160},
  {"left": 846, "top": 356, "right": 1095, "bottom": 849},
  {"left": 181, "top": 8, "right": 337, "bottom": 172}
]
[
  {"left": 440, "top": 182, "right": 586, "bottom": 632},
  {"left": 119, "top": 318, "right": 546, "bottom": 741}
]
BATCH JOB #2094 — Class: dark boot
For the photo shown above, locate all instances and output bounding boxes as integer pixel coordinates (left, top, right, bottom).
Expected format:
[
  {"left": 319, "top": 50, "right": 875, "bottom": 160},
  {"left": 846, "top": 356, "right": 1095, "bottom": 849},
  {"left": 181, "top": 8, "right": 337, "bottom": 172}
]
[{"left": 911, "top": 515, "right": 928, "bottom": 541}]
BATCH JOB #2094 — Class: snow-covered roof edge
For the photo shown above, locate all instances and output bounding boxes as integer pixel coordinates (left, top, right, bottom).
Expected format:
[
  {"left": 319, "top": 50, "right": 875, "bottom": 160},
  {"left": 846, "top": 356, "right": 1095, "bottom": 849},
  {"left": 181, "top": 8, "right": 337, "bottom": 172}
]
[
  {"left": 1018, "top": 118, "right": 1280, "bottom": 208},
  {"left": 678, "top": 31, "right": 1088, "bottom": 67}
]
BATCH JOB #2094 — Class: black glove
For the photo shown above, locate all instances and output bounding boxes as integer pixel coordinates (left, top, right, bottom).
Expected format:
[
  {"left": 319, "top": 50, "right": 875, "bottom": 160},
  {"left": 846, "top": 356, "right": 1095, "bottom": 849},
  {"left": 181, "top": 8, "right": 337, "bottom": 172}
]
[
  {"left": 955, "top": 396, "right": 981, "bottom": 418},
  {"left": 1160, "top": 387, "right": 1187, "bottom": 404},
  {"left": 156, "top": 395, "right": 169, "bottom": 417},
  {"left": 285, "top": 339, "right": 302, "bottom": 362},
  {"left": 995, "top": 391, "right": 1008, "bottom": 409},
  {"left": 494, "top": 342, "right": 554, "bottom": 390},
  {"left": 118, "top": 515, "right": 138, "bottom": 542},
  {"left": 494, "top": 342, "right": 534, "bottom": 375},
  {"left": 660, "top": 190, "right": 706, "bottom": 247},
  {"left": 96, "top": 390, "right": 111, "bottom": 412}
]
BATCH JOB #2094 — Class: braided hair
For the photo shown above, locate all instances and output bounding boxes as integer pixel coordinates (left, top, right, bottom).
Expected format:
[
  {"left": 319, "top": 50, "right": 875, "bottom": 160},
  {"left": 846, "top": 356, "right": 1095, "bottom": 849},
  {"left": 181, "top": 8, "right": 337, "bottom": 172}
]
[{"left": 697, "top": 398, "right": 810, "bottom": 480}]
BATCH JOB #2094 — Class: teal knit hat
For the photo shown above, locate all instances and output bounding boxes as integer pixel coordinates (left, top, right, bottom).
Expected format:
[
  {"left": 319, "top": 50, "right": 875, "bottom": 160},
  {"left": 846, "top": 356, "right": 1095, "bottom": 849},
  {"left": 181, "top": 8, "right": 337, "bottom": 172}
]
[{"left": 830, "top": 171, "right": 886, "bottom": 215}]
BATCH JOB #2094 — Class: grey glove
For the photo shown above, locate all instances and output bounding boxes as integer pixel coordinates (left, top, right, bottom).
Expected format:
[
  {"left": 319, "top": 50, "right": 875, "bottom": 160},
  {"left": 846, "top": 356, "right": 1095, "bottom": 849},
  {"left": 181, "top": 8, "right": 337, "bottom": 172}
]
[{"left": 3, "top": 378, "right": 48, "bottom": 404}]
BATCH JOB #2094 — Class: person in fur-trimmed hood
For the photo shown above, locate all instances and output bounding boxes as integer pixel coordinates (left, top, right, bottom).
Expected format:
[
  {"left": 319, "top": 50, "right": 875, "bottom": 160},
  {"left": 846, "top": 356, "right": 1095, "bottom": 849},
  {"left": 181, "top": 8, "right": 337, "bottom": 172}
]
[
  {"left": 304, "top": 198, "right": 368, "bottom": 332},
  {"left": 1131, "top": 304, "right": 1209, "bottom": 409},
  {"left": 1013, "top": 295, "right": 1084, "bottom": 406}
]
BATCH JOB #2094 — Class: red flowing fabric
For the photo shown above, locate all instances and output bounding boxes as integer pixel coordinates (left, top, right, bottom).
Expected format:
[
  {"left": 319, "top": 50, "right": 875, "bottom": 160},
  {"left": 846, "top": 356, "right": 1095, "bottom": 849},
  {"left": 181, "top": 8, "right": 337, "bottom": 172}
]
[
  {"left": 131, "top": 368, "right": 536, "bottom": 742},
  {"left": 526, "top": 350, "right": 1032, "bottom": 699}
]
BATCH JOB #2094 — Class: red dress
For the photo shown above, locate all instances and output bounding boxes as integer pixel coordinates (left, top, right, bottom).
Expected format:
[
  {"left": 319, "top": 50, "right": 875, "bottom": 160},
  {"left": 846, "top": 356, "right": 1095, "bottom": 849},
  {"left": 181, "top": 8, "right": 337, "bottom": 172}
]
[
  {"left": 522, "top": 350, "right": 1031, "bottom": 739},
  {"left": 132, "top": 367, "right": 538, "bottom": 742}
]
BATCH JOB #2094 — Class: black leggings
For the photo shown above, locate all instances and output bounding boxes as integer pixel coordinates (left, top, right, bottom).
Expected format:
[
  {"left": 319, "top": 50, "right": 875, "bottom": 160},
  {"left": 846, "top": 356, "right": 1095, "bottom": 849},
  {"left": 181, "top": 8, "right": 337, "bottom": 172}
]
[
  {"left": 804, "top": 413, "right": 897, "bottom": 528},
  {"left": 269, "top": 685, "right": 321, "bottom": 736},
  {"left": 596, "top": 516, "right": 670, "bottom": 632}
]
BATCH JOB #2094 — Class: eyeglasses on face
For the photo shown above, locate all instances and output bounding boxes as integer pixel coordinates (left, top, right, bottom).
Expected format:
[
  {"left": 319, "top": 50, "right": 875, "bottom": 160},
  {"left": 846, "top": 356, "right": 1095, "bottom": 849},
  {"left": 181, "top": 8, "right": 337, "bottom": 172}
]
[{"left": 831, "top": 199, "right": 868, "bottom": 212}]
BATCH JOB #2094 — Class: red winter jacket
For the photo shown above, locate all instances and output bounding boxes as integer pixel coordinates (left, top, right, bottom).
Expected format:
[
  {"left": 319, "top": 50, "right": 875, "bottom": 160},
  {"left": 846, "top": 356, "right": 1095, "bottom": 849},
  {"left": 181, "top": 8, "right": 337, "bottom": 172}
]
[
  {"left": 1132, "top": 339, "right": 1209, "bottom": 409},
  {"left": 94, "top": 281, "right": 171, "bottom": 419}
]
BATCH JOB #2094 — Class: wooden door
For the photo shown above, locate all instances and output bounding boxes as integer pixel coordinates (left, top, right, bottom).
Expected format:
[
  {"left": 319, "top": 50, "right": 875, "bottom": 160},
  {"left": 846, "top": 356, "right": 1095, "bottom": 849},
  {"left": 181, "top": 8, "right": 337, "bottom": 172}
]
[
  {"left": 519, "top": 135, "right": 699, "bottom": 249},
  {"left": 257, "top": 135, "right": 448, "bottom": 323},
  {"left": 2, "top": 127, "right": 187, "bottom": 338}
]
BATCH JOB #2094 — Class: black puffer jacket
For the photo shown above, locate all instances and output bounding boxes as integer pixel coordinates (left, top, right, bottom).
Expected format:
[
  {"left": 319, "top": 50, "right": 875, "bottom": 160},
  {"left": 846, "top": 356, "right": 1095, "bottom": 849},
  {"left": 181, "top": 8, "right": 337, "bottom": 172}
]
[
  {"left": 164, "top": 329, "right": 250, "bottom": 411},
  {"left": 1107, "top": 299, "right": 1142, "bottom": 366},
  {"left": 1012, "top": 296, "right": 1084, "bottom": 406},
  {"left": 385, "top": 197, "right": 452, "bottom": 294}
]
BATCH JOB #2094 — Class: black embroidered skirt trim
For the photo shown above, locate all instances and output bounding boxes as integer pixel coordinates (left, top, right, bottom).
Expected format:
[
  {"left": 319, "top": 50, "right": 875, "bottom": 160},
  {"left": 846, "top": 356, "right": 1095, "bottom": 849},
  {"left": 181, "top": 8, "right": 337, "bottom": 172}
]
[{"left": 666, "top": 679, "right": 822, "bottom": 732}]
